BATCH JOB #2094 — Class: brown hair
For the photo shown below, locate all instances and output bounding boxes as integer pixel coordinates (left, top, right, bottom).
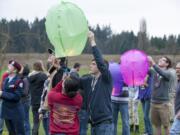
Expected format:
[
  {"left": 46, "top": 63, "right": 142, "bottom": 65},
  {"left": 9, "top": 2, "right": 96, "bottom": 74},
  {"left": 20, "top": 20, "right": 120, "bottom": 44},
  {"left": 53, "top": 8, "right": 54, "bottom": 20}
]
[
  {"left": 64, "top": 76, "right": 80, "bottom": 98},
  {"left": 92, "top": 59, "right": 109, "bottom": 68},
  {"left": 33, "top": 61, "right": 45, "bottom": 71},
  {"left": 164, "top": 56, "right": 172, "bottom": 69}
]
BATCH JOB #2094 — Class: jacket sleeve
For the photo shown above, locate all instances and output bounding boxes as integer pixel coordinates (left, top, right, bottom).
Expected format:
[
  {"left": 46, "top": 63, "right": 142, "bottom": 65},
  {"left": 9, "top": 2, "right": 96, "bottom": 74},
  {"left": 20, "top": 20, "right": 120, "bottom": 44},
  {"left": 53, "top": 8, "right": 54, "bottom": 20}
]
[
  {"left": 39, "top": 79, "right": 49, "bottom": 113},
  {"left": 1, "top": 82, "right": 23, "bottom": 102},
  {"left": 92, "top": 46, "right": 111, "bottom": 82},
  {"left": 77, "top": 94, "right": 83, "bottom": 111},
  {"left": 153, "top": 65, "right": 171, "bottom": 80},
  {"left": 75, "top": 74, "right": 91, "bottom": 91},
  {"left": 48, "top": 81, "right": 63, "bottom": 108},
  {"left": 53, "top": 81, "right": 63, "bottom": 92},
  {"left": 48, "top": 91, "right": 55, "bottom": 108},
  {"left": 22, "top": 78, "right": 29, "bottom": 96}
]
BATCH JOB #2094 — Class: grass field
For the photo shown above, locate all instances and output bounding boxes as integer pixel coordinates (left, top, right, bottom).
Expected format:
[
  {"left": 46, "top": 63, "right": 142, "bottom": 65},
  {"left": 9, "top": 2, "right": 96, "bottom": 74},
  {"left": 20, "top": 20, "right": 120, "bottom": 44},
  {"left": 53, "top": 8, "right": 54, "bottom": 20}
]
[
  {"left": 0, "top": 53, "right": 174, "bottom": 134},
  {"left": 1, "top": 101, "right": 145, "bottom": 135},
  {"left": 0, "top": 67, "right": 146, "bottom": 135}
]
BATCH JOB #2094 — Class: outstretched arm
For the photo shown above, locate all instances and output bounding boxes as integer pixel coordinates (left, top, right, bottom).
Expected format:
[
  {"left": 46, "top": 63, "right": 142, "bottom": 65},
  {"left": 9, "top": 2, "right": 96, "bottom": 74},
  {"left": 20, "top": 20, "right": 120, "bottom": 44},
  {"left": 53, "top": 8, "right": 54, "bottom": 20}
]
[
  {"left": 88, "top": 31, "right": 111, "bottom": 82},
  {"left": 148, "top": 56, "right": 170, "bottom": 80}
]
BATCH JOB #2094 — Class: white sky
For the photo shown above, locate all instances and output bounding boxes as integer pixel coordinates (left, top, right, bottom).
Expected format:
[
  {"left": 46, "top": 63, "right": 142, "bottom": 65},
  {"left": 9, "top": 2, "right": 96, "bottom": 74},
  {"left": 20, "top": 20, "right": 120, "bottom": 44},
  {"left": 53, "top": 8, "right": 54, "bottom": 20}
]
[{"left": 0, "top": 0, "right": 180, "bottom": 37}]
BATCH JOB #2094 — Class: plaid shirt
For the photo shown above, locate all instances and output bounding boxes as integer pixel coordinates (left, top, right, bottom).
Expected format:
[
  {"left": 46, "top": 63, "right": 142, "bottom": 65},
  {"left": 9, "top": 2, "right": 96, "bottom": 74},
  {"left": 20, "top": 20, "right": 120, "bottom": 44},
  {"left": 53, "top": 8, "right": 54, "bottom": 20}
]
[{"left": 38, "top": 79, "right": 50, "bottom": 118}]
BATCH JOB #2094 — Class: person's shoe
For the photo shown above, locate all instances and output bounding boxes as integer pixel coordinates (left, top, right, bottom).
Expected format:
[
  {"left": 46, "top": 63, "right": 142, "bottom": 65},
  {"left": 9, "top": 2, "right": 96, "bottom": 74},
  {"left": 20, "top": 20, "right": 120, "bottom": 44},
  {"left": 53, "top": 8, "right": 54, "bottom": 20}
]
[
  {"left": 170, "top": 119, "right": 174, "bottom": 124},
  {"left": 130, "top": 125, "right": 134, "bottom": 132},
  {"left": 135, "top": 125, "right": 140, "bottom": 133}
]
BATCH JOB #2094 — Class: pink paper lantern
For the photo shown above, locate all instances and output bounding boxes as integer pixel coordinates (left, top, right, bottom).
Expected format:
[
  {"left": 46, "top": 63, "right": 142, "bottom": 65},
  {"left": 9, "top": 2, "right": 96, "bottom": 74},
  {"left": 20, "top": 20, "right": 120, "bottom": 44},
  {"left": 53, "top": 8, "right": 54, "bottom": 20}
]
[{"left": 120, "top": 49, "right": 149, "bottom": 86}]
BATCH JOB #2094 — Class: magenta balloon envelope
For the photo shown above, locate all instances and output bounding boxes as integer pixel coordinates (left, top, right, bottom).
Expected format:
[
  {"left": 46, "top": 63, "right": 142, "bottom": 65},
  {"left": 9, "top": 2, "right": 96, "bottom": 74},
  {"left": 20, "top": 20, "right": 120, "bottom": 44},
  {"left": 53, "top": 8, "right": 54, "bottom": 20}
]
[
  {"left": 120, "top": 49, "right": 149, "bottom": 86},
  {"left": 109, "top": 62, "right": 123, "bottom": 96}
]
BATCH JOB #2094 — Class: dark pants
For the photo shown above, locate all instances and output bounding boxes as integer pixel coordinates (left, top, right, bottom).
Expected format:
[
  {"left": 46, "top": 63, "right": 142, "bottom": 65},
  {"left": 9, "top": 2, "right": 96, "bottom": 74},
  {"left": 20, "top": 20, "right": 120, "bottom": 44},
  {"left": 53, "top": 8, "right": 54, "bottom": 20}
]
[
  {"left": 5, "top": 118, "right": 25, "bottom": 135},
  {"left": 42, "top": 117, "right": 50, "bottom": 135},
  {"left": 79, "top": 109, "right": 89, "bottom": 135},
  {"left": 32, "top": 105, "right": 40, "bottom": 135},
  {"left": 0, "top": 100, "right": 4, "bottom": 135},
  {"left": 22, "top": 100, "right": 31, "bottom": 135}
]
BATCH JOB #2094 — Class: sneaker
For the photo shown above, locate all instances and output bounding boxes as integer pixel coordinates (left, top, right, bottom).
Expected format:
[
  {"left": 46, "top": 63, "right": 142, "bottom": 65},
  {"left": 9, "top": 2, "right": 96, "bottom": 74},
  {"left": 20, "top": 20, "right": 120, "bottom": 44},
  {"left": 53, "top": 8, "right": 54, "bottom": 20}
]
[
  {"left": 135, "top": 125, "right": 140, "bottom": 133},
  {"left": 130, "top": 125, "right": 134, "bottom": 132}
]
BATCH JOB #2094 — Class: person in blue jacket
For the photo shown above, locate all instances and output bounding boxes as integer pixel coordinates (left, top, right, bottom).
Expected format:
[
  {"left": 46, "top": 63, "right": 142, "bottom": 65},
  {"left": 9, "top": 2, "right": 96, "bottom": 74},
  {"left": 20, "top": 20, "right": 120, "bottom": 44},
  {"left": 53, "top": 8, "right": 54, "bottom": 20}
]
[
  {"left": 79, "top": 31, "right": 113, "bottom": 135},
  {"left": 0, "top": 60, "right": 25, "bottom": 135}
]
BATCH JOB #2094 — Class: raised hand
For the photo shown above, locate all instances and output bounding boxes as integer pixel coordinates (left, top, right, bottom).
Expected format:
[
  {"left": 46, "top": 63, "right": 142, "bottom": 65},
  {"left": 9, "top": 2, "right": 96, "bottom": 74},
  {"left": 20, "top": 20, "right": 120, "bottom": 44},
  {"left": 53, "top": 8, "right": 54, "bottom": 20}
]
[{"left": 88, "top": 31, "right": 96, "bottom": 47}]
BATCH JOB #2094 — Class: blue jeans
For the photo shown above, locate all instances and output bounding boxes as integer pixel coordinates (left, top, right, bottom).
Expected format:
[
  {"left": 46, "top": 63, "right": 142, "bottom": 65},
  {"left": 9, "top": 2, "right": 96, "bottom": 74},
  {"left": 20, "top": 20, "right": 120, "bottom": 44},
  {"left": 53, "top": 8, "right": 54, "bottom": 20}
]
[
  {"left": 170, "top": 117, "right": 180, "bottom": 135},
  {"left": 42, "top": 117, "right": 49, "bottom": 135},
  {"left": 91, "top": 123, "right": 113, "bottom": 135},
  {"left": 112, "top": 102, "right": 130, "bottom": 135},
  {"left": 79, "top": 109, "right": 89, "bottom": 135},
  {"left": 22, "top": 100, "right": 31, "bottom": 135},
  {"left": 0, "top": 100, "right": 4, "bottom": 135},
  {"left": 141, "top": 99, "right": 153, "bottom": 135},
  {"left": 5, "top": 118, "right": 25, "bottom": 135}
]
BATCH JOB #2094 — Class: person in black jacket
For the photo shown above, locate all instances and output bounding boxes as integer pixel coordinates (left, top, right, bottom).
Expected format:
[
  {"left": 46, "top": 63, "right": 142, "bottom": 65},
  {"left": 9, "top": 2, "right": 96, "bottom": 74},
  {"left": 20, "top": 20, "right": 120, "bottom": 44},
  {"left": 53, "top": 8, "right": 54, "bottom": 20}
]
[
  {"left": 79, "top": 31, "right": 113, "bottom": 135},
  {"left": 47, "top": 48, "right": 70, "bottom": 88},
  {"left": 20, "top": 64, "right": 31, "bottom": 135},
  {"left": 29, "top": 61, "right": 47, "bottom": 135}
]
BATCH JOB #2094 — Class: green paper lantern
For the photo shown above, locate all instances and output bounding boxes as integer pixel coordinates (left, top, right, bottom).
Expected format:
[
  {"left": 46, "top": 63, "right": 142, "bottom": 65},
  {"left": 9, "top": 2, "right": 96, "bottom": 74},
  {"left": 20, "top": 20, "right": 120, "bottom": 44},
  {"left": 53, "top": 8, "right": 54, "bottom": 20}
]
[{"left": 45, "top": 1, "right": 88, "bottom": 57}]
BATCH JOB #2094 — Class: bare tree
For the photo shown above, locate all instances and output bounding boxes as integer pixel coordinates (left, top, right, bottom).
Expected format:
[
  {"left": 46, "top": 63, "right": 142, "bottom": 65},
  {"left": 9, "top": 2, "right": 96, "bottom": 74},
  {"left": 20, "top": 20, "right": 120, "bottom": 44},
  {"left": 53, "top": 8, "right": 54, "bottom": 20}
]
[
  {"left": 0, "top": 32, "right": 10, "bottom": 71},
  {"left": 137, "top": 18, "right": 149, "bottom": 51}
]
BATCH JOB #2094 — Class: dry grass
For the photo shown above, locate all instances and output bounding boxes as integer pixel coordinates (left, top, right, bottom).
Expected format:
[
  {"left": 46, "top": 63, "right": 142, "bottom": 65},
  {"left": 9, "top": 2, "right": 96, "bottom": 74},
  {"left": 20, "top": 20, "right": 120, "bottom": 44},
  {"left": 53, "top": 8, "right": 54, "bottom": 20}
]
[{"left": 2, "top": 53, "right": 180, "bottom": 70}]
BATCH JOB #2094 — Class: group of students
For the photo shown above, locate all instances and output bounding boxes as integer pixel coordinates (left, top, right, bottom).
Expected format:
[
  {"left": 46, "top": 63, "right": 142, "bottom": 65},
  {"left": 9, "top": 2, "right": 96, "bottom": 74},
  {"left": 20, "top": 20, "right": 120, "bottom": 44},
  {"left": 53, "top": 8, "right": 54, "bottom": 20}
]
[
  {"left": 0, "top": 31, "right": 180, "bottom": 135},
  {"left": 111, "top": 56, "right": 179, "bottom": 135}
]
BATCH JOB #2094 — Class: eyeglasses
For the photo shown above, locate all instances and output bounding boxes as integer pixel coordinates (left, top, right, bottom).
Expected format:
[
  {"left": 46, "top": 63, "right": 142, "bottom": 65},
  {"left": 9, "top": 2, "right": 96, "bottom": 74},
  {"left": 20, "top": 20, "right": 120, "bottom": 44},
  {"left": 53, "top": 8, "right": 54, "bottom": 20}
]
[{"left": 160, "top": 58, "right": 167, "bottom": 62}]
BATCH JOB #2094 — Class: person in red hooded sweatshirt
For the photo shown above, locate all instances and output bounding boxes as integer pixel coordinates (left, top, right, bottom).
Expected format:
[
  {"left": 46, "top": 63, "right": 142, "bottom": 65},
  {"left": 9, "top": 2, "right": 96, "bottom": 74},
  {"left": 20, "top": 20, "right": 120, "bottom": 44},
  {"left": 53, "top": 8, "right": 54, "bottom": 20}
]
[
  {"left": 48, "top": 75, "right": 82, "bottom": 135},
  {"left": 0, "top": 72, "right": 9, "bottom": 89}
]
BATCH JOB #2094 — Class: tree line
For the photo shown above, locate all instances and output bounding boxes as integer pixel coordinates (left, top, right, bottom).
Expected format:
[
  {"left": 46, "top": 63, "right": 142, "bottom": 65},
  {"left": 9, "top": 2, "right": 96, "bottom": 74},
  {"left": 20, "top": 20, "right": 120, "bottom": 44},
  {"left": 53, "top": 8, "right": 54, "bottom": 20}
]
[{"left": 0, "top": 18, "right": 180, "bottom": 55}]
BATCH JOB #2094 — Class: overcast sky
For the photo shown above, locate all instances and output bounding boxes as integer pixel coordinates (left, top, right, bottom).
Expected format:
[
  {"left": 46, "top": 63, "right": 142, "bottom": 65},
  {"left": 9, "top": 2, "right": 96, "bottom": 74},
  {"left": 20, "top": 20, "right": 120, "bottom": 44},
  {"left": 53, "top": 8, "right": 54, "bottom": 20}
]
[{"left": 0, "top": 0, "right": 180, "bottom": 37}]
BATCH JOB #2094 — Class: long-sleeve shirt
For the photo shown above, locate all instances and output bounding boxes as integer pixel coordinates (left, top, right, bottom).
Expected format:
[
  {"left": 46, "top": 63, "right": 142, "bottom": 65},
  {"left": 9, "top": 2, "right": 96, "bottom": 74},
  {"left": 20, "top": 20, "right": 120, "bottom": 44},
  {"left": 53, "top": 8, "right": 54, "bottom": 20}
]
[
  {"left": 29, "top": 71, "right": 47, "bottom": 106},
  {"left": 1, "top": 75, "right": 24, "bottom": 120},
  {"left": 38, "top": 79, "right": 50, "bottom": 118},
  {"left": 80, "top": 46, "right": 113, "bottom": 125},
  {"left": 0, "top": 72, "right": 9, "bottom": 90},
  {"left": 151, "top": 65, "right": 172, "bottom": 103},
  {"left": 175, "top": 80, "right": 180, "bottom": 115},
  {"left": 48, "top": 81, "right": 82, "bottom": 135}
]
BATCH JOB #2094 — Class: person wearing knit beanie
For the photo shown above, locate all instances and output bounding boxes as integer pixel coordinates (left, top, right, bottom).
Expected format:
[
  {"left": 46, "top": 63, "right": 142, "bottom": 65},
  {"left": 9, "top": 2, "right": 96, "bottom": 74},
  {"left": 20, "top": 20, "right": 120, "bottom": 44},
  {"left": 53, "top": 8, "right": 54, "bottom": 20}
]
[
  {"left": 0, "top": 59, "right": 25, "bottom": 135},
  {"left": 8, "top": 60, "right": 21, "bottom": 73}
]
